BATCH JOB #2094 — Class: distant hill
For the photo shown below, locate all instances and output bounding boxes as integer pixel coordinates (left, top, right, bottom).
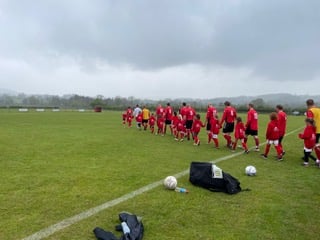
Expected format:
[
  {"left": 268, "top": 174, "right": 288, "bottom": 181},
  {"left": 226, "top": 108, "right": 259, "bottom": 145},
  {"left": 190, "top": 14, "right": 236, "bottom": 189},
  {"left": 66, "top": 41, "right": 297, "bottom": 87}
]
[{"left": 202, "top": 93, "right": 320, "bottom": 108}]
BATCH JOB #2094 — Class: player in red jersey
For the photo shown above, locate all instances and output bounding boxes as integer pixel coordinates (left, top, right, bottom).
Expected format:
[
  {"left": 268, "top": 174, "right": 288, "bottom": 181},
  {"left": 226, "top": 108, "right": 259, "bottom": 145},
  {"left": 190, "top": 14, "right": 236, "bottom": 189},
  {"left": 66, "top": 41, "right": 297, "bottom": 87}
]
[
  {"left": 135, "top": 111, "right": 143, "bottom": 130},
  {"left": 210, "top": 114, "right": 220, "bottom": 149},
  {"left": 179, "top": 102, "right": 188, "bottom": 120},
  {"left": 232, "top": 117, "right": 249, "bottom": 153},
  {"left": 122, "top": 111, "right": 127, "bottom": 127},
  {"left": 220, "top": 101, "right": 237, "bottom": 148},
  {"left": 275, "top": 105, "right": 287, "bottom": 155},
  {"left": 192, "top": 114, "right": 205, "bottom": 146},
  {"left": 261, "top": 112, "right": 283, "bottom": 161},
  {"left": 205, "top": 104, "right": 217, "bottom": 144},
  {"left": 185, "top": 104, "right": 196, "bottom": 140},
  {"left": 164, "top": 102, "right": 173, "bottom": 135},
  {"left": 156, "top": 104, "right": 165, "bottom": 136},
  {"left": 126, "top": 106, "right": 133, "bottom": 127},
  {"left": 175, "top": 114, "right": 186, "bottom": 142},
  {"left": 245, "top": 103, "right": 260, "bottom": 151},
  {"left": 306, "top": 99, "right": 320, "bottom": 143},
  {"left": 299, "top": 118, "right": 317, "bottom": 166},
  {"left": 149, "top": 113, "right": 156, "bottom": 134},
  {"left": 171, "top": 111, "right": 179, "bottom": 138}
]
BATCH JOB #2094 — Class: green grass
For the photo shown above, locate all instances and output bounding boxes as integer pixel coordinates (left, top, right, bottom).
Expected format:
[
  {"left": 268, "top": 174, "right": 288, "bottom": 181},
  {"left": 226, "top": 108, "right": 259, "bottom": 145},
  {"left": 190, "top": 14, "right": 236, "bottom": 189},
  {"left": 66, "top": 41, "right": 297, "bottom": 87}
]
[{"left": 0, "top": 110, "right": 318, "bottom": 240}]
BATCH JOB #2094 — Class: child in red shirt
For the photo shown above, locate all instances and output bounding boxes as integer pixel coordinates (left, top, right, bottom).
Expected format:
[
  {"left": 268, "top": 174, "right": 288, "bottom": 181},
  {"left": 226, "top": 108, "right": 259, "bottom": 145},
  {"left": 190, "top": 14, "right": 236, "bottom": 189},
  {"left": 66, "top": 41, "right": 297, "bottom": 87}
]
[
  {"left": 149, "top": 113, "right": 156, "bottom": 134},
  {"left": 299, "top": 118, "right": 317, "bottom": 166},
  {"left": 175, "top": 114, "right": 186, "bottom": 142},
  {"left": 261, "top": 112, "right": 283, "bottom": 160},
  {"left": 122, "top": 111, "right": 127, "bottom": 127},
  {"left": 126, "top": 107, "right": 133, "bottom": 127},
  {"left": 135, "top": 111, "right": 143, "bottom": 130},
  {"left": 171, "top": 112, "right": 179, "bottom": 139},
  {"left": 210, "top": 114, "right": 220, "bottom": 148},
  {"left": 232, "top": 117, "right": 249, "bottom": 153},
  {"left": 192, "top": 114, "right": 205, "bottom": 146}
]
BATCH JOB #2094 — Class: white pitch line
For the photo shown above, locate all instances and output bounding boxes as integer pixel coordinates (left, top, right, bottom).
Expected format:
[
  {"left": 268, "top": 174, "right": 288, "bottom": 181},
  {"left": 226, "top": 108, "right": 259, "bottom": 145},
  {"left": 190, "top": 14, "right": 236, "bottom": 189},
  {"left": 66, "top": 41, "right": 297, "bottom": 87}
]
[{"left": 22, "top": 127, "right": 302, "bottom": 240}]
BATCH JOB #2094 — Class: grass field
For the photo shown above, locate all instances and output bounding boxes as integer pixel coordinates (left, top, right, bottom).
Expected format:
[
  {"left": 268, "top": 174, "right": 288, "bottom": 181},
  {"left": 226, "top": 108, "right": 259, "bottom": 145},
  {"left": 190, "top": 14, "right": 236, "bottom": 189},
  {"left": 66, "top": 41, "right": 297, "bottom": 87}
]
[{"left": 0, "top": 109, "right": 319, "bottom": 240}]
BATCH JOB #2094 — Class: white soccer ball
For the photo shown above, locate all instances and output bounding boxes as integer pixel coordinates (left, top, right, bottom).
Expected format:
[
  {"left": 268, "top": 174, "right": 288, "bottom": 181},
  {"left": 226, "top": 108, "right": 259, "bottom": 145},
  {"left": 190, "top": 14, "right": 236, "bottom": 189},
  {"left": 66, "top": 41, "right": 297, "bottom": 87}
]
[
  {"left": 163, "top": 176, "right": 177, "bottom": 190},
  {"left": 245, "top": 165, "right": 257, "bottom": 176}
]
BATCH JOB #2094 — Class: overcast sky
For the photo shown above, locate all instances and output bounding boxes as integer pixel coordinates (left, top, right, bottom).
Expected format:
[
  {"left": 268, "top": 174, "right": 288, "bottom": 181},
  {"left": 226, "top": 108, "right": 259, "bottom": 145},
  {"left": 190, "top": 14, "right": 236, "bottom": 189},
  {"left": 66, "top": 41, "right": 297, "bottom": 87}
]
[{"left": 0, "top": 0, "right": 319, "bottom": 99}]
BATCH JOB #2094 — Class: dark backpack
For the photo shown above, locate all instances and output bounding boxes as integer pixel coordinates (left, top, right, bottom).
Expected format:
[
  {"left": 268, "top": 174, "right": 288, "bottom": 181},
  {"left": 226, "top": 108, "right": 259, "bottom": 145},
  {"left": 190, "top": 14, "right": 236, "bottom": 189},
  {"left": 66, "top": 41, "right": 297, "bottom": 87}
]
[
  {"left": 189, "top": 161, "right": 242, "bottom": 194},
  {"left": 93, "top": 212, "right": 144, "bottom": 240}
]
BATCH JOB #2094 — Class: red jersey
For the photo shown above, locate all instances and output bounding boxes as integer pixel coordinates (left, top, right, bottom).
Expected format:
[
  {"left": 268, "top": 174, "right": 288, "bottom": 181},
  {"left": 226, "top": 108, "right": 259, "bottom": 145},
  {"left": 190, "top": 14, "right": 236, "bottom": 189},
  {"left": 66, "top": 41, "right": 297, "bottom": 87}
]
[
  {"left": 126, "top": 108, "right": 133, "bottom": 118},
  {"left": 206, "top": 106, "right": 217, "bottom": 121},
  {"left": 179, "top": 106, "right": 188, "bottom": 119},
  {"left": 277, "top": 110, "right": 287, "bottom": 137},
  {"left": 210, "top": 118, "right": 220, "bottom": 135},
  {"left": 220, "top": 106, "right": 237, "bottom": 125},
  {"left": 192, "top": 119, "right": 205, "bottom": 133},
  {"left": 136, "top": 113, "right": 142, "bottom": 123},
  {"left": 156, "top": 106, "right": 165, "bottom": 119},
  {"left": 246, "top": 108, "right": 258, "bottom": 131},
  {"left": 234, "top": 122, "right": 246, "bottom": 139},
  {"left": 149, "top": 116, "right": 156, "bottom": 126},
  {"left": 122, "top": 112, "right": 127, "bottom": 120},
  {"left": 177, "top": 119, "right": 186, "bottom": 132},
  {"left": 165, "top": 106, "right": 173, "bottom": 120},
  {"left": 299, "top": 125, "right": 316, "bottom": 149},
  {"left": 266, "top": 119, "right": 280, "bottom": 140},
  {"left": 185, "top": 107, "right": 196, "bottom": 121},
  {"left": 172, "top": 115, "right": 179, "bottom": 128}
]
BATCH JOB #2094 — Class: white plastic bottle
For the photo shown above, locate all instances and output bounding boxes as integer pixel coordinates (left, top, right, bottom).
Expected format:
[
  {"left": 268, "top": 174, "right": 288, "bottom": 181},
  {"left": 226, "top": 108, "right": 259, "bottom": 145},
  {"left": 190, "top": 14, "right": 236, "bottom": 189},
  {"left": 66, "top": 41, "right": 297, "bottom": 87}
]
[{"left": 121, "top": 222, "right": 130, "bottom": 234}]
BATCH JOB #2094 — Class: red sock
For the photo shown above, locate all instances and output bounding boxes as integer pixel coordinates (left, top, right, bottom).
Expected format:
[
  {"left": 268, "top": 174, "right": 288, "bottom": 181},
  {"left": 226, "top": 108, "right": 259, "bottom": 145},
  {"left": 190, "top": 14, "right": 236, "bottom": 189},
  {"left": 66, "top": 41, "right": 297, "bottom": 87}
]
[
  {"left": 208, "top": 132, "right": 212, "bottom": 143},
  {"left": 264, "top": 144, "right": 271, "bottom": 156},
  {"left": 242, "top": 142, "right": 248, "bottom": 151},
  {"left": 213, "top": 138, "right": 219, "bottom": 148},
  {"left": 275, "top": 145, "right": 283, "bottom": 157},
  {"left": 254, "top": 138, "right": 260, "bottom": 148}
]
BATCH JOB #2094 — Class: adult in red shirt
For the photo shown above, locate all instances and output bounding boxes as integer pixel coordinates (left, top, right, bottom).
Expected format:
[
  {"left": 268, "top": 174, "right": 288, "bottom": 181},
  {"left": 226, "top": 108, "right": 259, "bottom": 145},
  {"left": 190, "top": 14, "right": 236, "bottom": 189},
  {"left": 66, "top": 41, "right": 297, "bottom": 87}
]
[
  {"left": 245, "top": 103, "right": 260, "bottom": 151},
  {"left": 261, "top": 112, "right": 283, "bottom": 160},
  {"left": 164, "top": 102, "right": 173, "bottom": 135},
  {"left": 205, "top": 104, "right": 217, "bottom": 144},
  {"left": 185, "top": 104, "right": 196, "bottom": 140},
  {"left": 220, "top": 101, "right": 237, "bottom": 147},
  {"left": 275, "top": 105, "right": 287, "bottom": 154},
  {"left": 179, "top": 102, "right": 188, "bottom": 120}
]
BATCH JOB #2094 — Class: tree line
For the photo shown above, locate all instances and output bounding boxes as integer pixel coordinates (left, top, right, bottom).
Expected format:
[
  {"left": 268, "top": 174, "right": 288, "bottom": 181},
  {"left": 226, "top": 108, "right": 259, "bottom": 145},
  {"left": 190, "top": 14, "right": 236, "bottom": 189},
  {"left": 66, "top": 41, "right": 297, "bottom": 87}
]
[{"left": 0, "top": 93, "right": 305, "bottom": 114}]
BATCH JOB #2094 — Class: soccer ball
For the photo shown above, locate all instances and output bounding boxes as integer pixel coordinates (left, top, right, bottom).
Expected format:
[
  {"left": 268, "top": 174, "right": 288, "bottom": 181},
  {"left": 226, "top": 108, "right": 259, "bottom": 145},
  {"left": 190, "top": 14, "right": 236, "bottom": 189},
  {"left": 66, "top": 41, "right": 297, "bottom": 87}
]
[
  {"left": 163, "top": 176, "right": 177, "bottom": 190},
  {"left": 245, "top": 165, "right": 257, "bottom": 176}
]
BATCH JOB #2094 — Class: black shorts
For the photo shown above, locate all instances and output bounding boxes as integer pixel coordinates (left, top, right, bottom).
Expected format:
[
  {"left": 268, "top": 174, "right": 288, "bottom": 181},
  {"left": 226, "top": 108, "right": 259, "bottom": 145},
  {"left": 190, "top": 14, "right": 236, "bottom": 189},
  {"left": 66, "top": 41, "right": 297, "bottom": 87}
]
[
  {"left": 222, "top": 122, "right": 234, "bottom": 133},
  {"left": 206, "top": 122, "right": 211, "bottom": 131},
  {"left": 245, "top": 128, "right": 258, "bottom": 136},
  {"left": 165, "top": 119, "right": 172, "bottom": 125},
  {"left": 142, "top": 119, "right": 149, "bottom": 124},
  {"left": 186, "top": 120, "right": 193, "bottom": 129}
]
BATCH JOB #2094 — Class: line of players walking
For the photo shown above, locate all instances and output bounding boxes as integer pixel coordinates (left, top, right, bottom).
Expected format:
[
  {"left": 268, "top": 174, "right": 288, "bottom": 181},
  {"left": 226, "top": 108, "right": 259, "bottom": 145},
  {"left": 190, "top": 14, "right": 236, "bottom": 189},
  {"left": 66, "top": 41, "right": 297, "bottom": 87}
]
[{"left": 122, "top": 99, "right": 320, "bottom": 167}]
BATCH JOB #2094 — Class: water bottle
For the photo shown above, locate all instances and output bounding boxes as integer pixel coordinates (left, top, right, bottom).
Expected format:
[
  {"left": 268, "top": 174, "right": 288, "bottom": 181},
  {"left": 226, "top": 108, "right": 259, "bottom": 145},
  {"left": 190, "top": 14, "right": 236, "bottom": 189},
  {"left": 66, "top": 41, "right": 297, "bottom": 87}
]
[
  {"left": 121, "top": 222, "right": 130, "bottom": 234},
  {"left": 175, "top": 187, "right": 189, "bottom": 193}
]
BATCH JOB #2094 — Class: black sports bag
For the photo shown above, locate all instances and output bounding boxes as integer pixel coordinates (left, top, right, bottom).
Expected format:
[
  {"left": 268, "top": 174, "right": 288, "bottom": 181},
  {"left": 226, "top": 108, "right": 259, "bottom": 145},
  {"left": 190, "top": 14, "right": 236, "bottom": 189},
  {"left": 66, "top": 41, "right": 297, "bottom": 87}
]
[{"left": 189, "top": 161, "right": 242, "bottom": 194}]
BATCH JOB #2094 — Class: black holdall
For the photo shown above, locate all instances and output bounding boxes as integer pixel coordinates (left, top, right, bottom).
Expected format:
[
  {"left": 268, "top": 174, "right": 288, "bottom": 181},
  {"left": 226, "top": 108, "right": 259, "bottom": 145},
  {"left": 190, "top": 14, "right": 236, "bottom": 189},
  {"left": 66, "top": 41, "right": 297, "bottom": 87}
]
[{"left": 189, "top": 161, "right": 245, "bottom": 194}]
